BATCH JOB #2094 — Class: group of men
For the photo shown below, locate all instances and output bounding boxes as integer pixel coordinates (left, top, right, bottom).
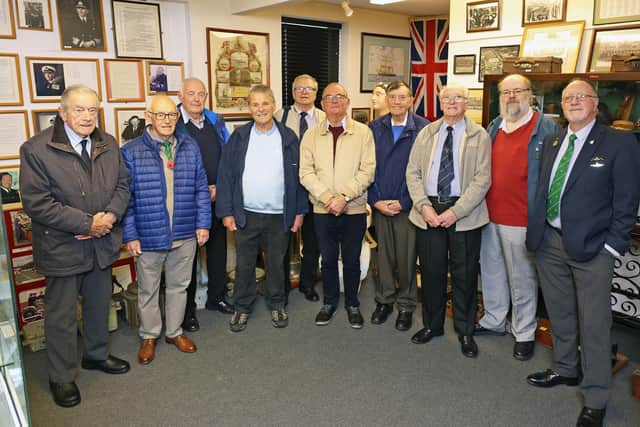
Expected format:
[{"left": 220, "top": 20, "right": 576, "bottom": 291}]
[{"left": 19, "top": 73, "right": 639, "bottom": 427}]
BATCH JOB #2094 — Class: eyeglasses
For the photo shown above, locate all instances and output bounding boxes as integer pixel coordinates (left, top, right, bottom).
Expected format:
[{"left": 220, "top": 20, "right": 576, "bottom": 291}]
[
  {"left": 388, "top": 95, "right": 410, "bottom": 102},
  {"left": 71, "top": 107, "right": 98, "bottom": 116},
  {"left": 500, "top": 88, "right": 530, "bottom": 97},
  {"left": 562, "top": 93, "right": 598, "bottom": 103},
  {"left": 294, "top": 86, "right": 317, "bottom": 93},
  {"left": 322, "top": 94, "right": 348, "bottom": 102},
  {"left": 147, "top": 111, "right": 179, "bottom": 121},
  {"left": 440, "top": 95, "right": 466, "bottom": 103}
]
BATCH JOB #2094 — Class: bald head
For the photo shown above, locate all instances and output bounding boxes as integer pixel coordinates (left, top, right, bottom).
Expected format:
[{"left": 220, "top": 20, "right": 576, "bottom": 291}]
[
  {"left": 146, "top": 95, "right": 179, "bottom": 139},
  {"left": 178, "top": 77, "right": 208, "bottom": 120}
]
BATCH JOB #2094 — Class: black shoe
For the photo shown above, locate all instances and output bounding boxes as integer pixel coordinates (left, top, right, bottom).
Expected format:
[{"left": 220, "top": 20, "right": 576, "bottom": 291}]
[
  {"left": 181, "top": 312, "right": 200, "bottom": 332},
  {"left": 526, "top": 369, "right": 580, "bottom": 388},
  {"left": 206, "top": 300, "right": 235, "bottom": 314},
  {"left": 411, "top": 328, "right": 444, "bottom": 344},
  {"left": 474, "top": 323, "right": 506, "bottom": 336},
  {"left": 49, "top": 381, "right": 81, "bottom": 408},
  {"left": 229, "top": 311, "right": 249, "bottom": 333},
  {"left": 395, "top": 311, "right": 413, "bottom": 331},
  {"left": 576, "top": 407, "right": 605, "bottom": 427},
  {"left": 459, "top": 335, "right": 478, "bottom": 358},
  {"left": 513, "top": 341, "right": 535, "bottom": 361},
  {"left": 347, "top": 306, "right": 364, "bottom": 329},
  {"left": 370, "top": 303, "right": 393, "bottom": 325},
  {"left": 315, "top": 305, "right": 336, "bottom": 326},
  {"left": 299, "top": 286, "right": 319, "bottom": 302},
  {"left": 81, "top": 355, "right": 130, "bottom": 374}
]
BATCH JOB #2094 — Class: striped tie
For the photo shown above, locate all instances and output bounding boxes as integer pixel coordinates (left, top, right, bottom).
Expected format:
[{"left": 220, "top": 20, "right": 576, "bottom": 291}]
[
  {"left": 437, "top": 126, "right": 454, "bottom": 197},
  {"left": 547, "top": 133, "right": 577, "bottom": 220}
]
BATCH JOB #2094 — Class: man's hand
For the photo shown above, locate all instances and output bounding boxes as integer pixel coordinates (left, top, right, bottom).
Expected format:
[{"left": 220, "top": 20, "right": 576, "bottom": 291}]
[
  {"left": 89, "top": 212, "right": 114, "bottom": 238},
  {"left": 374, "top": 200, "right": 402, "bottom": 216},
  {"left": 421, "top": 205, "right": 440, "bottom": 228},
  {"left": 196, "top": 228, "right": 209, "bottom": 246},
  {"left": 437, "top": 209, "right": 458, "bottom": 228},
  {"left": 126, "top": 240, "right": 142, "bottom": 257},
  {"left": 74, "top": 234, "right": 93, "bottom": 240},
  {"left": 222, "top": 216, "right": 237, "bottom": 231},
  {"left": 209, "top": 185, "right": 216, "bottom": 202},
  {"left": 326, "top": 195, "right": 347, "bottom": 216},
  {"left": 290, "top": 214, "right": 304, "bottom": 233}
]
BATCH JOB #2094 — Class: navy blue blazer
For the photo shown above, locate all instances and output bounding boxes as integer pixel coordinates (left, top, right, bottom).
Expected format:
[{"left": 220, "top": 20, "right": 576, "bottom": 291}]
[{"left": 526, "top": 122, "right": 640, "bottom": 262}]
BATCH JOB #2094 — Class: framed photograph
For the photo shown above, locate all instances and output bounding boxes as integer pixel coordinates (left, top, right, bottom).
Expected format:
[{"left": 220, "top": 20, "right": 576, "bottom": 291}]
[
  {"left": 587, "top": 26, "right": 640, "bottom": 73},
  {"left": 0, "top": 0, "right": 16, "bottom": 38},
  {"left": 467, "top": 0, "right": 500, "bottom": 33},
  {"left": 112, "top": 0, "right": 163, "bottom": 59},
  {"left": 13, "top": 253, "right": 45, "bottom": 286},
  {"left": 351, "top": 107, "right": 371, "bottom": 125},
  {"left": 104, "top": 59, "right": 144, "bottom": 102},
  {"left": 55, "top": 0, "right": 106, "bottom": 51},
  {"left": 16, "top": 0, "right": 53, "bottom": 30},
  {"left": 360, "top": 33, "right": 411, "bottom": 93},
  {"left": 32, "top": 108, "right": 105, "bottom": 133},
  {"left": 146, "top": 61, "right": 184, "bottom": 95},
  {"left": 207, "top": 28, "right": 270, "bottom": 117},
  {"left": 478, "top": 45, "right": 519, "bottom": 82},
  {"left": 17, "top": 282, "right": 46, "bottom": 327},
  {"left": 4, "top": 208, "right": 32, "bottom": 251},
  {"left": 224, "top": 117, "right": 250, "bottom": 136},
  {"left": 26, "top": 56, "right": 101, "bottom": 103},
  {"left": 520, "top": 21, "right": 585, "bottom": 74},
  {"left": 0, "top": 53, "right": 23, "bottom": 106},
  {"left": 453, "top": 54, "right": 476, "bottom": 75},
  {"left": 0, "top": 111, "right": 29, "bottom": 159},
  {"left": 0, "top": 165, "right": 21, "bottom": 207},
  {"left": 522, "top": 0, "right": 566, "bottom": 26},
  {"left": 593, "top": 0, "right": 640, "bottom": 25},
  {"left": 114, "top": 107, "right": 145, "bottom": 145},
  {"left": 466, "top": 88, "right": 484, "bottom": 125}
]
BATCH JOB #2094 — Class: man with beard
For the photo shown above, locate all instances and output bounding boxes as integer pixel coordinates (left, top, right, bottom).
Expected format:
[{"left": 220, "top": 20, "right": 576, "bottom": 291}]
[{"left": 475, "top": 74, "right": 559, "bottom": 361}]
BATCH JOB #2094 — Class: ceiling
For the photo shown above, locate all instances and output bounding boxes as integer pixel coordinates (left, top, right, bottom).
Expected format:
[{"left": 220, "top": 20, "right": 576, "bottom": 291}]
[{"left": 318, "top": 0, "right": 449, "bottom": 16}]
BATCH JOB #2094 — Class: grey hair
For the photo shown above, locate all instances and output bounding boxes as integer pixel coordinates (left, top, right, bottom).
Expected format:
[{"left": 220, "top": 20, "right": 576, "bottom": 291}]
[{"left": 60, "top": 85, "right": 99, "bottom": 110}]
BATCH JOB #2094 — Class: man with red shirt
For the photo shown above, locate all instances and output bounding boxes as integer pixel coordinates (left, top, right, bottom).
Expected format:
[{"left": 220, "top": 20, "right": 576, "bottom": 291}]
[{"left": 476, "top": 74, "right": 559, "bottom": 361}]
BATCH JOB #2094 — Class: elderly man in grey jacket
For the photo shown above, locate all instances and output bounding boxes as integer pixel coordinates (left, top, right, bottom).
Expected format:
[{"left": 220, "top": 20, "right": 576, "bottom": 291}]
[{"left": 406, "top": 84, "right": 491, "bottom": 358}]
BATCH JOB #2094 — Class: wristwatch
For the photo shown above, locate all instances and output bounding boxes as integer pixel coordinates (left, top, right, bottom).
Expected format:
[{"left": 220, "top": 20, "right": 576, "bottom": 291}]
[{"left": 341, "top": 193, "right": 351, "bottom": 203}]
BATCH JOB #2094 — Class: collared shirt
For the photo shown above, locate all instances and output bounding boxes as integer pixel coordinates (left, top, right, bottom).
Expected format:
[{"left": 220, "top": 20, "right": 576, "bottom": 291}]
[
  {"left": 391, "top": 112, "right": 408, "bottom": 143},
  {"left": 292, "top": 105, "right": 318, "bottom": 129},
  {"left": 499, "top": 107, "right": 533, "bottom": 134},
  {"left": 180, "top": 105, "right": 205, "bottom": 130},
  {"left": 427, "top": 119, "right": 466, "bottom": 196},
  {"left": 64, "top": 123, "right": 92, "bottom": 156},
  {"left": 326, "top": 116, "right": 347, "bottom": 130}
]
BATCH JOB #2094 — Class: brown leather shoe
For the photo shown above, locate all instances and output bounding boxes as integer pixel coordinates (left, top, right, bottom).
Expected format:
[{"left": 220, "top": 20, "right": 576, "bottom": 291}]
[
  {"left": 165, "top": 334, "right": 197, "bottom": 353},
  {"left": 138, "top": 339, "right": 157, "bottom": 365}
]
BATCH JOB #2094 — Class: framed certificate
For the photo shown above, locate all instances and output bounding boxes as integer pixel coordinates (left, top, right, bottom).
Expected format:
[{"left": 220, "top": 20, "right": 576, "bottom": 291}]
[
  {"left": 0, "top": 0, "right": 16, "bottom": 38},
  {"left": 104, "top": 59, "right": 144, "bottom": 102},
  {"left": 0, "top": 111, "right": 29, "bottom": 159},
  {"left": 0, "top": 53, "right": 24, "bottom": 106},
  {"left": 112, "top": 0, "right": 163, "bottom": 59}
]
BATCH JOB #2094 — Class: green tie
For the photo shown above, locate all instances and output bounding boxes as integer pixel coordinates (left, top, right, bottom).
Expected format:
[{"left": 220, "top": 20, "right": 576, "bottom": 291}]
[
  {"left": 547, "top": 133, "right": 577, "bottom": 220},
  {"left": 160, "top": 140, "right": 173, "bottom": 161}
]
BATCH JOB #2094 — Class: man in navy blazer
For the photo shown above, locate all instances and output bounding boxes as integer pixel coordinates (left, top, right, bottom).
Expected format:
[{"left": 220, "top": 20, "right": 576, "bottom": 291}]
[{"left": 526, "top": 79, "right": 640, "bottom": 427}]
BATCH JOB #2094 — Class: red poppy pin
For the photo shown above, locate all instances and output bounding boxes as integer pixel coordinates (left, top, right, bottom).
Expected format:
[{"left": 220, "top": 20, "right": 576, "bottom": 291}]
[{"left": 167, "top": 160, "right": 174, "bottom": 169}]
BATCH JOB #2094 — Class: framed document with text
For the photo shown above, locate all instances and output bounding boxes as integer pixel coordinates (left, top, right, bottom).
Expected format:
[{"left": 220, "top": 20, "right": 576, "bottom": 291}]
[
  {"left": 112, "top": 0, "right": 163, "bottom": 59},
  {"left": 0, "top": 0, "right": 16, "bottom": 38},
  {"left": 104, "top": 59, "right": 144, "bottom": 102},
  {"left": 0, "top": 111, "right": 29, "bottom": 159},
  {"left": 0, "top": 53, "right": 23, "bottom": 106}
]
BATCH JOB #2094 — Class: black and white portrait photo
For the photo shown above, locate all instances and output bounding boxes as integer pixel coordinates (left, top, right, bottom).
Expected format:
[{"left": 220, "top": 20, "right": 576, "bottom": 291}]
[
  {"left": 33, "top": 63, "right": 65, "bottom": 96},
  {"left": 56, "top": 0, "right": 106, "bottom": 50}
]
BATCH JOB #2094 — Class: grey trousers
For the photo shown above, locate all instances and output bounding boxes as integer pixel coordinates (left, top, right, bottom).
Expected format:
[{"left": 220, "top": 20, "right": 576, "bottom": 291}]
[
  {"left": 45, "top": 266, "right": 112, "bottom": 383},
  {"left": 136, "top": 238, "right": 197, "bottom": 339},
  {"left": 373, "top": 211, "right": 417, "bottom": 311},
  {"left": 479, "top": 222, "right": 538, "bottom": 341},
  {"left": 535, "top": 225, "right": 614, "bottom": 409}
]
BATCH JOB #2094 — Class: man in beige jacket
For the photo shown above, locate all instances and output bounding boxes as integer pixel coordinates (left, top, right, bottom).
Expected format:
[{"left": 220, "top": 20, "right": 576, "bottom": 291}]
[
  {"left": 406, "top": 84, "right": 491, "bottom": 358},
  {"left": 299, "top": 82, "right": 375, "bottom": 328}
]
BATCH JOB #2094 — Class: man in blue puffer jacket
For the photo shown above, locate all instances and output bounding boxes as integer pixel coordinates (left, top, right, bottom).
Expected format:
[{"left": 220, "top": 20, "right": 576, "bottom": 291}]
[{"left": 121, "top": 95, "right": 211, "bottom": 365}]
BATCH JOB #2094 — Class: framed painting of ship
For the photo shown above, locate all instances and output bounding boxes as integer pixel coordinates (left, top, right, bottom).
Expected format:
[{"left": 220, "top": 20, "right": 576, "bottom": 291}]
[{"left": 360, "top": 33, "right": 410, "bottom": 93}]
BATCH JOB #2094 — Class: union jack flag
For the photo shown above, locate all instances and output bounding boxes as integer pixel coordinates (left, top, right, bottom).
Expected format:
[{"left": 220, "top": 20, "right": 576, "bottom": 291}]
[{"left": 410, "top": 18, "right": 448, "bottom": 121}]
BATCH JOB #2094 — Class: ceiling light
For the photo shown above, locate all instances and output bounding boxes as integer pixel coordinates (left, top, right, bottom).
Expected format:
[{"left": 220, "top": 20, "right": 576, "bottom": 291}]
[
  {"left": 370, "top": 0, "right": 405, "bottom": 4},
  {"left": 341, "top": 0, "right": 354, "bottom": 17}
]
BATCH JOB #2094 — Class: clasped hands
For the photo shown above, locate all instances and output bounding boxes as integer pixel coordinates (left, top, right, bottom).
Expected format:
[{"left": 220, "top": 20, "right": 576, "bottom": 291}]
[
  {"left": 326, "top": 194, "right": 348, "bottom": 216},
  {"left": 374, "top": 200, "right": 402, "bottom": 216},
  {"left": 421, "top": 205, "right": 457, "bottom": 228},
  {"left": 75, "top": 211, "right": 116, "bottom": 240}
]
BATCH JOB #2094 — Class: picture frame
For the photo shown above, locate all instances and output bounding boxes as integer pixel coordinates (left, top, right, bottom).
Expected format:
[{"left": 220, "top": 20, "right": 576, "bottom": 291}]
[
  {"left": 55, "top": 0, "right": 106, "bottom": 51},
  {"left": 478, "top": 45, "right": 519, "bottom": 82},
  {"left": 593, "top": 0, "right": 640, "bottom": 25},
  {"left": 4, "top": 208, "right": 32, "bottom": 252},
  {"left": 522, "top": 0, "right": 566, "bottom": 26},
  {"left": 207, "top": 27, "right": 270, "bottom": 117},
  {"left": 0, "top": 165, "right": 21, "bottom": 208},
  {"left": 453, "top": 54, "right": 476, "bottom": 75},
  {"left": 520, "top": 20, "right": 585, "bottom": 74},
  {"left": 31, "top": 108, "right": 105, "bottom": 133},
  {"left": 112, "top": 0, "right": 163, "bottom": 59},
  {"left": 351, "top": 107, "right": 371, "bottom": 125},
  {"left": 0, "top": 0, "right": 16, "bottom": 38},
  {"left": 360, "top": 33, "right": 411, "bottom": 92},
  {"left": 0, "top": 53, "right": 24, "bottom": 106},
  {"left": 466, "top": 88, "right": 483, "bottom": 125},
  {"left": 104, "top": 59, "right": 144, "bottom": 102},
  {"left": 16, "top": 0, "right": 53, "bottom": 31},
  {"left": 224, "top": 117, "right": 250, "bottom": 136},
  {"left": 114, "top": 106, "right": 146, "bottom": 145},
  {"left": 0, "top": 111, "right": 29, "bottom": 159},
  {"left": 16, "top": 281, "right": 47, "bottom": 328},
  {"left": 26, "top": 56, "right": 102, "bottom": 103},
  {"left": 587, "top": 26, "right": 640, "bottom": 73},
  {"left": 146, "top": 60, "right": 184, "bottom": 95},
  {"left": 467, "top": 0, "right": 500, "bottom": 33},
  {"left": 12, "top": 253, "right": 45, "bottom": 287}
]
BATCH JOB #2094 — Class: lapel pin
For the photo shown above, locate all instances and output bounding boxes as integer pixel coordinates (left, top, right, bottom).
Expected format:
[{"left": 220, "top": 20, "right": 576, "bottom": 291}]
[
  {"left": 552, "top": 139, "right": 559, "bottom": 147},
  {"left": 588, "top": 140, "right": 594, "bottom": 145}
]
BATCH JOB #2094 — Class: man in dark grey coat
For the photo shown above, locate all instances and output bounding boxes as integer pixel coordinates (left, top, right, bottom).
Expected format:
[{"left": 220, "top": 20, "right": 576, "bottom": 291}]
[{"left": 20, "top": 85, "right": 131, "bottom": 408}]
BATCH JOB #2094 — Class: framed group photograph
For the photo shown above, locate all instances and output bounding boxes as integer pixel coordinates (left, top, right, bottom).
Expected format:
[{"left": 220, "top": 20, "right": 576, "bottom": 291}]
[
  {"left": 114, "top": 107, "right": 146, "bottom": 145},
  {"left": 0, "top": 165, "right": 21, "bottom": 206},
  {"left": 478, "top": 45, "right": 520, "bottom": 82},
  {"left": 0, "top": 111, "right": 29, "bottom": 159},
  {"left": 0, "top": 53, "right": 24, "bottom": 106},
  {"left": 4, "top": 209, "right": 33, "bottom": 252},
  {"left": 453, "top": 54, "right": 476, "bottom": 75},
  {"left": 112, "top": 0, "right": 163, "bottom": 59},
  {"left": 146, "top": 61, "right": 184, "bottom": 95},
  {"left": 56, "top": 0, "right": 106, "bottom": 51},
  {"left": 16, "top": 0, "right": 53, "bottom": 30},
  {"left": 0, "top": 0, "right": 16, "bottom": 38},
  {"left": 26, "top": 56, "right": 101, "bottom": 103},
  {"left": 360, "top": 33, "right": 411, "bottom": 92},
  {"left": 593, "top": 0, "right": 640, "bottom": 25},
  {"left": 207, "top": 27, "right": 270, "bottom": 117},
  {"left": 351, "top": 107, "right": 371, "bottom": 125},
  {"left": 520, "top": 20, "right": 585, "bottom": 73},
  {"left": 104, "top": 59, "right": 144, "bottom": 102},
  {"left": 522, "top": 0, "right": 566, "bottom": 26},
  {"left": 467, "top": 0, "right": 500, "bottom": 33},
  {"left": 587, "top": 26, "right": 640, "bottom": 72}
]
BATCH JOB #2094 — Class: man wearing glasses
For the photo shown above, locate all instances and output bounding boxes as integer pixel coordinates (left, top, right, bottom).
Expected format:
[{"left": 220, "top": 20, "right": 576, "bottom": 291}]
[
  {"left": 275, "top": 74, "right": 326, "bottom": 303},
  {"left": 406, "top": 84, "right": 491, "bottom": 358},
  {"left": 121, "top": 95, "right": 211, "bottom": 365},
  {"left": 526, "top": 79, "right": 640, "bottom": 427},
  {"left": 476, "top": 74, "right": 559, "bottom": 361},
  {"left": 299, "top": 82, "right": 375, "bottom": 328}
]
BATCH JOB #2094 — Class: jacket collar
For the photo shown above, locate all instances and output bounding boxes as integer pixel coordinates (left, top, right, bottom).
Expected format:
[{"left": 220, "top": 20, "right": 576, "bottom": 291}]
[{"left": 49, "top": 115, "right": 107, "bottom": 154}]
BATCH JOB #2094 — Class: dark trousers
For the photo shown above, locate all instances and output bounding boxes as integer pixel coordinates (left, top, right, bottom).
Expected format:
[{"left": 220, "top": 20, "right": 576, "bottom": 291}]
[
  {"left": 314, "top": 213, "right": 366, "bottom": 308},
  {"left": 415, "top": 202, "right": 481, "bottom": 336},
  {"left": 234, "top": 211, "right": 289, "bottom": 313},
  {"left": 186, "top": 202, "right": 227, "bottom": 312},
  {"left": 45, "top": 265, "right": 112, "bottom": 382},
  {"left": 283, "top": 205, "right": 320, "bottom": 293}
]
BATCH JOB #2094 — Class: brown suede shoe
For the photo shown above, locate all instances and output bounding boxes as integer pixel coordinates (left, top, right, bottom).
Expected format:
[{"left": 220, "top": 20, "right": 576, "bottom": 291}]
[
  {"left": 165, "top": 334, "right": 197, "bottom": 353},
  {"left": 138, "top": 339, "right": 157, "bottom": 365}
]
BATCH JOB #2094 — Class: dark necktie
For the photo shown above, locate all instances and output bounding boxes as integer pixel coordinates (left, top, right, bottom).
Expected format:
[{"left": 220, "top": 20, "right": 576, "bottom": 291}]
[
  {"left": 299, "top": 111, "right": 308, "bottom": 138},
  {"left": 437, "top": 126, "right": 454, "bottom": 197},
  {"left": 80, "top": 139, "right": 91, "bottom": 174}
]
